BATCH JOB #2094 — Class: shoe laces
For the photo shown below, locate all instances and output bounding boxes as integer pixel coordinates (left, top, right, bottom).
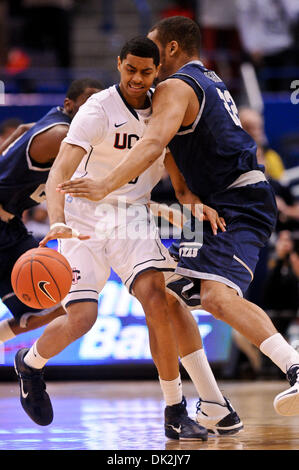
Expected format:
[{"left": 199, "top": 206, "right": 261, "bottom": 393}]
[
  {"left": 196, "top": 398, "right": 202, "bottom": 414},
  {"left": 287, "top": 364, "right": 299, "bottom": 386}
]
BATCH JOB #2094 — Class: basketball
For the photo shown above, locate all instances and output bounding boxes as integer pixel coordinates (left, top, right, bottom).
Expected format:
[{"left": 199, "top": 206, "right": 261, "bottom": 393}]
[{"left": 11, "top": 247, "right": 73, "bottom": 309}]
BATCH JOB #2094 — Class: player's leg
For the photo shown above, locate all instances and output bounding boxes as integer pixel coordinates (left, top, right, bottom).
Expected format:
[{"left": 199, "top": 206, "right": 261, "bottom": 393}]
[
  {"left": 14, "top": 237, "right": 107, "bottom": 425},
  {"left": 3, "top": 305, "right": 65, "bottom": 337},
  {"left": 165, "top": 291, "right": 243, "bottom": 435},
  {"left": 200, "top": 279, "right": 299, "bottom": 416},
  {"left": 133, "top": 270, "right": 180, "bottom": 381},
  {"left": 133, "top": 269, "right": 207, "bottom": 441},
  {"left": 0, "top": 219, "right": 66, "bottom": 343},
  {"left": 14, "top": 300, "right": 98, "bottom": 426}
]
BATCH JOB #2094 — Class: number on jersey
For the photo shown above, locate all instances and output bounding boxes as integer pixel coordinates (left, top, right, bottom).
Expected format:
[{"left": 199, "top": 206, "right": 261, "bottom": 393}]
[
  {"left": 30, "top": 184, "right": 46, "bottom": 203},
  {"left": 216, "top": 88, "right": 242, "bottom": 127}
]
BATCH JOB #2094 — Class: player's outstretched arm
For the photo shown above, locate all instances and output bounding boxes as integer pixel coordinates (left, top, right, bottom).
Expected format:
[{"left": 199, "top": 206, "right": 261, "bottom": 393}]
[
  {"left": 58, "top": 80, "right": 191, "bottom": 201},
  {"left": 39, "top": 142, "right": 90, "bottom": 246},
  {"left": 164, "top": 152, "right": 226, "bottom": 235}
]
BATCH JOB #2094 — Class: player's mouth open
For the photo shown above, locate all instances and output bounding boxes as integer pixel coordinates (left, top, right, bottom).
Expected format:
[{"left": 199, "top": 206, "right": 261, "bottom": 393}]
[{"left": 129, "top": 84, "right": 144, "bottom": 90}]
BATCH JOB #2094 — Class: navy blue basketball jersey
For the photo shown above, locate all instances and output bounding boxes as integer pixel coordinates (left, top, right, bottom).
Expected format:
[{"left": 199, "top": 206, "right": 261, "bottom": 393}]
[
  {"left": 167, "top": 61, "right": 263, "bottom": 202},
  {"left": 0, "top": 107, "right": 70, "bottom": 216}
]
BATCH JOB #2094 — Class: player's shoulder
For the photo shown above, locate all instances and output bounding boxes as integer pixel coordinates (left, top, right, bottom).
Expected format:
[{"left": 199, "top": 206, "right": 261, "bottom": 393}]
[
  {"left": 153, "top": 78, "right": 195, "bottom": 102},
  {"left": 85, "top": 86, "right": 115, "bottom": 106}
]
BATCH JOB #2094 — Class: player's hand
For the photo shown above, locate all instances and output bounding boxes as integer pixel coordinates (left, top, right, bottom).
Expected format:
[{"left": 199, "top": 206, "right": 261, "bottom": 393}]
[
  {"left": 191, "top": 202, "right": 226, "bottom": 235},
  {"left": 57, "top": 177, "right": 108, "bottom": 201},
  {"left": 39, "top": 224, "right": 90, "bottom": 247}
]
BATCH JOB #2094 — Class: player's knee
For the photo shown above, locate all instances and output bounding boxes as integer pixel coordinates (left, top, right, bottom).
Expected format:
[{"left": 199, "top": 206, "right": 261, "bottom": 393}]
[
  {"left": 140, "top": 288, "right": 169, "bottom": 326},
  {"left": 201, "top": 289, "right": 227, "bottom": 320},
  {"left": 166, "top": 292, "right": 179, "bottom": 309},
  {"left": 67, "top": 303, "right": 97, "bottom": 338},
  {"left": 146, "top": 289, "right": 167, "bottom": 313},
  {"left": 135, "top": 274, "right": 167, "bottom": 308}
]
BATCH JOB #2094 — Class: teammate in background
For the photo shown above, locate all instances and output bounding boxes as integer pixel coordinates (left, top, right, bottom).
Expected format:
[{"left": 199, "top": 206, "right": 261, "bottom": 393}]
[
  {"left": 60, "top": 18, "right": 299, "bottom": 418},
  {"left": 0, "top": 79, "right": 103, "bottom": 346},
  {"left": 15, "top": 37, "right": 242, "bottom": 439}
]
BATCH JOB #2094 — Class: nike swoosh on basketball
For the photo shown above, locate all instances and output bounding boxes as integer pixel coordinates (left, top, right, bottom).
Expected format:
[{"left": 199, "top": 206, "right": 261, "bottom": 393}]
[
  {"left": 20, "top": 378, "right": 28, "bottom": 399},
  {"left": 38, "top": 281, "right": 56, "bottom": 302},
  {"left": 114, "top": 121, "right": 127, "bottom": 128}
]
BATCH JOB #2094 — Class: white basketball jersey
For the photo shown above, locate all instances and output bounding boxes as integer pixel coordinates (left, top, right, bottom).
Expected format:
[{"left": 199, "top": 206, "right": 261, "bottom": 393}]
[{"left": 69, "top": 85, "right": 165, "bottom": 205}]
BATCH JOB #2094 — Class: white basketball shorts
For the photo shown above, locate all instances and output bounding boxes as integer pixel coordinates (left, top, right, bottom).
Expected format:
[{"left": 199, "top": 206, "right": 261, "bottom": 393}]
[{"left": 58, "top": 197, "right": 177, "bottom": 308}]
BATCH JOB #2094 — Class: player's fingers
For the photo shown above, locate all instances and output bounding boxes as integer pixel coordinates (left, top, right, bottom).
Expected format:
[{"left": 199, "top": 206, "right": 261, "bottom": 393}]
[
  {"left": 220, "top": 217, "right": 226, "bottom": 227},
  {"left": 78, "top": 234, "right": 90, "bottom": 240},
  {"left": 217, "top": 216, "right": 226, "bottom": 232},
  {"left": 69, "top": 192, "right": 92, "bottom": 199},
  {"left": 57, "top": 184, "right": 87, "bottom": 193},
  {"left": 211, "top": 221, "right": 218, "bottom": 235},
  {"left": 39, "top": 232, "right": 56, "bottom": 246},
  {"left": 58, "top": 179, "right": 84, "bottom": 188},
  {"left": 206, "top": 211, "right": 218, "bottom": 235}
]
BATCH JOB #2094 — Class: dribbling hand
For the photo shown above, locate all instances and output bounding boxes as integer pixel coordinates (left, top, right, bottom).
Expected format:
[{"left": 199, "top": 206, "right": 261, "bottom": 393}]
[{"left": 39, "top": 223, "right": 90, "bottom": 247}]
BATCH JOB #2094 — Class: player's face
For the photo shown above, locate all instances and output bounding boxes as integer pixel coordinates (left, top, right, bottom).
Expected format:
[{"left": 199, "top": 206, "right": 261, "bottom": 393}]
[
  {"left": 118, "top": 54, "right": 159, "bottom": 104},
  {"left": 65, "top": 87, "right": 102, "bottom": 118},
  {"left": 147, "top": 30, "right": 173, "bottom": 83}
]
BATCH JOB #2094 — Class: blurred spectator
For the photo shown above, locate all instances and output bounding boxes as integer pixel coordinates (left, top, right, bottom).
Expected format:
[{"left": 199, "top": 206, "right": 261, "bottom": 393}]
[
  {"left": 0, "top": 0, "right": 8, "bottom": 66},
  {"left": 22, "top": 0, "right": 74, "bottom": 68},
  {"left": 23, "top": 202, "right": 50, "bottom": 242},
  {"left": 239, "top": 106, "right": 299, "bottom": 232},
  {"left": 161, "top": 0, "right": 196, "bottom": 20},
  {"left": 263, "top": 230, "right": 298, "bottom": 317},
  {"left": 196, "top": 0, "right": 241, "bottom": 94},
  {"left": 236, "top": 0, "right": 299, "bottom": 92},
  {"left": 228, "top": 230, "right": 299, "bottom": 379},
  {"left": 239, "top": 107, "right": 285, "bottom": 179},
  {"left": 100, "top": 0, "right": 152, "bottom": 39},
  {"left": 0, "top": 118, "right": 23, "bottom": 146}
]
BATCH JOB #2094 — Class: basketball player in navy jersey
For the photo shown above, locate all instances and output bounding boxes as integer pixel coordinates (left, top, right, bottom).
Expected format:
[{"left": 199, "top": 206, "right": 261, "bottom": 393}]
[
  {"left": 60, "top": 18, "right": 299, "bottom": 419},
  {"left": 0, "top": 79, "right": 103, "bottom": 346}
]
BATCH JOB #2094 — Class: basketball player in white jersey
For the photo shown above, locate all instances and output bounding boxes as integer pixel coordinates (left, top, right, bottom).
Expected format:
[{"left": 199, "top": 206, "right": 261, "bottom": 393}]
[{"left": 14, "top": 37, "right": 242, "bottom": 438}]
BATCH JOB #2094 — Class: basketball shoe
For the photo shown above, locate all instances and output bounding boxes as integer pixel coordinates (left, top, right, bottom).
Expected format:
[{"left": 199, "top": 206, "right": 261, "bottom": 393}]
[
  {"left": 274, "top": 364, "right": 299, "bottom": 416},
  {"left": 14, "top": 348, "right": 53, "bottom": 426},
  {"left": 196, "top": 396, "right": 243, "bottom": 435},
  {"left": 164, "top": 396, "right": 208, "bottom": 440}
]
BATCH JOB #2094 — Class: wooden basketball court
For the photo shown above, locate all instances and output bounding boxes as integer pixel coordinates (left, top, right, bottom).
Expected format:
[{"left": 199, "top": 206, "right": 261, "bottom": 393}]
[{"left": 0, "top": 379, "right": 298, "bottom": 450}]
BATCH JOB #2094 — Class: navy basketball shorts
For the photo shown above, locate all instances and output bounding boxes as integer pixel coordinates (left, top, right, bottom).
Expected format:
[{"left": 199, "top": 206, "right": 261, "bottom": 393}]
[
  {"left": 0, "top": 217, "right": 49, "bottom": 325},
  {"left": 167, "top": 181, "right": 278, "bottom": 306}
]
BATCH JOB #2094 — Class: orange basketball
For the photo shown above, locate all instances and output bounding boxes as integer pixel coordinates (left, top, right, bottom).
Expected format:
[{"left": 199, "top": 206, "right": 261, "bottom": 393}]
[{"left": 11, "top": 247, "right": 73, "bottom": 309}]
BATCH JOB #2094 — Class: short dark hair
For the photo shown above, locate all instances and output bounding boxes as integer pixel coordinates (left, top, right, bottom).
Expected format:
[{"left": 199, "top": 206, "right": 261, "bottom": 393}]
[
  {"left": 119, "top": 36, "right": 160, "bottom": 67},
  {"left": 149, "top": 16, "right": 201, "bottom": 55},
  {"left": 66, "top": 78, "right": 104, "bottom": 100}
]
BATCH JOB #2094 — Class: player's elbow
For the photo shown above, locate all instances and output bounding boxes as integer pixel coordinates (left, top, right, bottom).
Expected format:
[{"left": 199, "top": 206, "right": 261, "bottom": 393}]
[{"left": 142, "top": 138, "right": 165, "bottom": 162}]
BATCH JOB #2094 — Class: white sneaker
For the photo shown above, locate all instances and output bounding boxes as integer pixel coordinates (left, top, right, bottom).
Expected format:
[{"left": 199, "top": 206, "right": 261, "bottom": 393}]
[
  {"left": 274, "top": 364, "right": 299, "bottom": 416},
  {"left": 196, "top": 397, "right": 243, "bottom": 435}
]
